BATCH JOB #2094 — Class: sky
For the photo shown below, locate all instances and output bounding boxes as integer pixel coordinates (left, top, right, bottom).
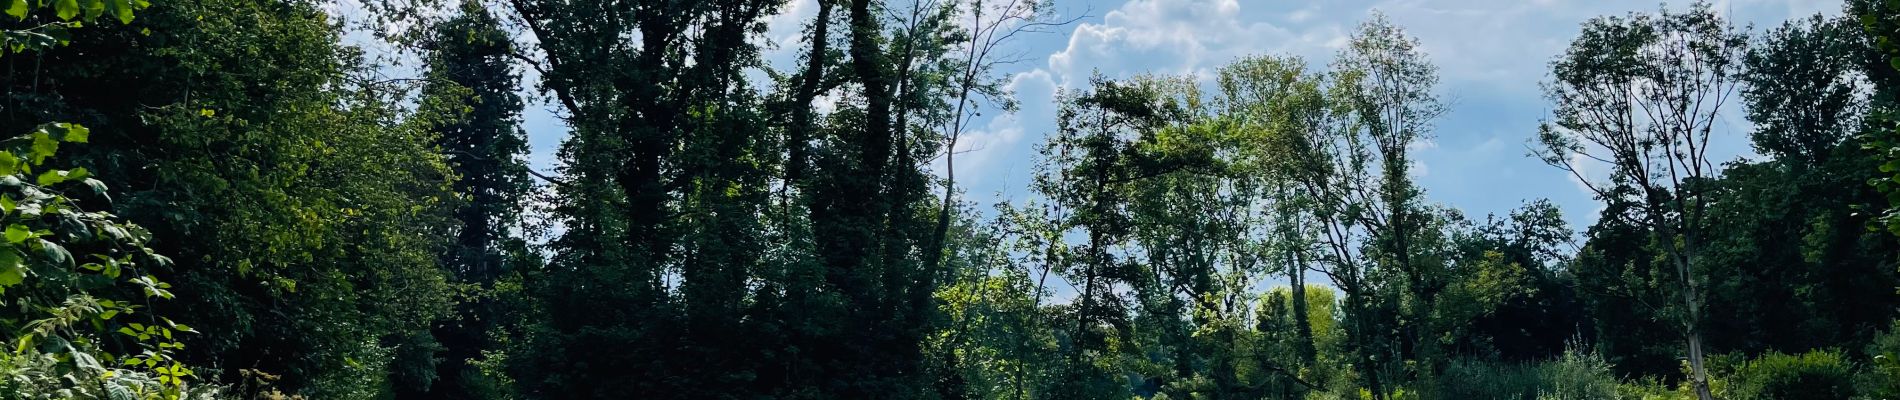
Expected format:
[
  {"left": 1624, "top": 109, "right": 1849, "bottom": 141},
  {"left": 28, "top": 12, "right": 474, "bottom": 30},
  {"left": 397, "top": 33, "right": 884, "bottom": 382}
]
[{"left": 503, "top": 0, "right": 1849, "bottom": 240}]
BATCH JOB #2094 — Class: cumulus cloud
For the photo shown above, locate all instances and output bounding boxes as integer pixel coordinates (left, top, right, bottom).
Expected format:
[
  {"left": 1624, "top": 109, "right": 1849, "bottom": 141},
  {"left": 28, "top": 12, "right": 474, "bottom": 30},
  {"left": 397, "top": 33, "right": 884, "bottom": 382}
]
[
  {"left": 1044, "top": 0, "right": 1346, "bottom": 88},
  {"left": 948, "top": 0, "right": 1847, "bottom": 229},
  {"left": 944, "top": 70, "right": 1056, "bottom": 181}
]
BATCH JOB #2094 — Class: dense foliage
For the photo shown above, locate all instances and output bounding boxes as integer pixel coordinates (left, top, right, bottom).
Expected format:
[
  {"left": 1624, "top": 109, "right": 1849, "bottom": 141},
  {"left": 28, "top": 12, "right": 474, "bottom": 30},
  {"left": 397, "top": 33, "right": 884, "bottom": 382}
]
[{"left": 0, "top": 0, "right": 1897, "bottom": 398}]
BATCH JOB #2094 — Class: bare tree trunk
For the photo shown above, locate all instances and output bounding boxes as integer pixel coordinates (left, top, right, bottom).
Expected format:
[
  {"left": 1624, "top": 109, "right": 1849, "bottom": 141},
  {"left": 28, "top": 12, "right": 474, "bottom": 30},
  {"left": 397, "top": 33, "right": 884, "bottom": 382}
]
[{"left": 1673, "top": 252, "right": 1714, "bottom": 400}]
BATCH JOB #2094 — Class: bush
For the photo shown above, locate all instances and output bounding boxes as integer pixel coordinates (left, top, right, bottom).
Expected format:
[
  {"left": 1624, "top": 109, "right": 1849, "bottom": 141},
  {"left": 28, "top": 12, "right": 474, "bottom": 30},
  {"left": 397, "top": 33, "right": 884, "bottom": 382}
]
[
  {"left": 0, "top": 123, "right": 220, "bottom": 399},
  {"left": 1535, "top": 351, "right": 1621, "bottom": 400},
  {"left": 1860, "top": 322, "right": 1900, "bottom": 399},
  {"left": 1423, "top": 350, "right": 1618, "bottom": 400},
  {"left": 1729, "top": 350, "right": 1854, "bottom": 400}
]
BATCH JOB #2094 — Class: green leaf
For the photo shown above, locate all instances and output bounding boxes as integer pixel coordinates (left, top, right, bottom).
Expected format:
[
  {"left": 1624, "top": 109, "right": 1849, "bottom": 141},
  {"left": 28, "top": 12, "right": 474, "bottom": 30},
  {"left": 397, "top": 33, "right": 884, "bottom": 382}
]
[
  {"left": 53, "top": 0, "right": 75, "bottom": 20},
  {"left": 35, "top": 169, "right": 68, "bottom": 186},
  {"left": 1, "top": 195, "right": 15, "bottom": 215},
  {"left": 0, "top": 250, "right": 22, "bottom": 286},
  {"left": 5, "top": 224, "right": 30, "bottom": 244},
  {"left": 80, "top": 0, "right": 100, "bottom": 20},
  {"left": 0, "top": 151, "right": 19, "bottom": 177},
  {"left": 60, "top": 123, "right": 87, "bottom": 143},
  {"left": 104, "top": 0, "right": 125, "bottom": 23},
  {"left": 37, "top": 240, "right": 69, "bottom": 268},
  {"left": 5, "top": 0, "right": 25, "bottom": 20},
  {"left": 81, "top": 178, "right": 106, "bottom": 196},
  {"left": 29, "top": 131, "right": 57, "bottom": 164}
]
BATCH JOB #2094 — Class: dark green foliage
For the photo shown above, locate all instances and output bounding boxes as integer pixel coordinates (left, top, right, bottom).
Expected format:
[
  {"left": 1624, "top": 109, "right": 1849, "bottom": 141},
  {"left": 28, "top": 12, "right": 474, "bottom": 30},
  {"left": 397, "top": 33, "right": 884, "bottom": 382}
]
[
  {"left": 1424, "top": 352, "right": 1619, "bottom": 400},
  {"left": 1031, "top": 75, "right": 1195, "bottom": 400},
  {"left": 6, "top": 0, "right": 1900, "bottom": 397},
  {"left": 1728, "top": 350, "right": 1856, "bottom": 400},
  {"left": 403, "top": 2, "right": 534, "bottom": 398},
  {"left": 0, "top": 0, "right": 463, "bottom": 396},
  {"left": 1744, "top": 15, "right": 1870, "bottom": 164},
  {"left": 1858, "top": 322, "right": 1900, "bottom": 398}
]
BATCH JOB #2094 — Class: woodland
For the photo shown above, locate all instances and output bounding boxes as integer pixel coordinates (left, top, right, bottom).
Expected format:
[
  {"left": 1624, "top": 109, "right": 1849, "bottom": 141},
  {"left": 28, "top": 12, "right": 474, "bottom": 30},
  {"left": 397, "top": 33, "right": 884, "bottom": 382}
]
[{"left": 0, "top": 0, "right": 1898, "bottom": 399}]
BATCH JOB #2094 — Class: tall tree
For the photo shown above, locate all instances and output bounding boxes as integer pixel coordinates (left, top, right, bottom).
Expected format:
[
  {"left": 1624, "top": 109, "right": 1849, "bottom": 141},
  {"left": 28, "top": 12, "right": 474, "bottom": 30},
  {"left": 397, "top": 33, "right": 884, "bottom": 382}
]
[
  {"left": 1743, "top": 15, "right": 1869, "bottom": 166},
  {"left": 1029, "top": 75, "right": 1197, "bottom": 399},
  {"left": 1219, "top": 55, "right": 1327, "bottom": 375},
  {"left": 1330, "top": 14, "right": 1449, "bottom": 376},
  {"left": 405, "top": 2, "right": 534, "bottom": 397},
  {"left": 1534, "top": 4, "right": 1747, "bottom": 399}
]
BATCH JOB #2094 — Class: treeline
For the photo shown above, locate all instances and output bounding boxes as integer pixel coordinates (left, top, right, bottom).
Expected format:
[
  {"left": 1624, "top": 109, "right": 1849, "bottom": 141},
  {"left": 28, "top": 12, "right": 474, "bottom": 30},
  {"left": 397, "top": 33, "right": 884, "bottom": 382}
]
[{"left": 0, "top": 0, "right": 1896, "bottom": 399}]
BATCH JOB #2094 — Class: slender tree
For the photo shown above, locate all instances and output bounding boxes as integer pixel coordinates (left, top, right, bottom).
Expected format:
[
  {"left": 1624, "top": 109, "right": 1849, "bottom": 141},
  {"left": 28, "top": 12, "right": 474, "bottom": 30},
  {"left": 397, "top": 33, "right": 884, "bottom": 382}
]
[
  {"left": 1535, "top": 4, "right": 1747, "bottom": 399},
  {"left": 403, "top": 2, "right": 534, "bottom": 397}
]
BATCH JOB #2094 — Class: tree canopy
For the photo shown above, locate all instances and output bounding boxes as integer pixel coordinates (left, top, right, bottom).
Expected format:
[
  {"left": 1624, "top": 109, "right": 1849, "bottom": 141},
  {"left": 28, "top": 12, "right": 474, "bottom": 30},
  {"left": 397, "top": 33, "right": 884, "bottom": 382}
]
[{"left": 0, "top": 0, "right": 1897, "bottom": 399}]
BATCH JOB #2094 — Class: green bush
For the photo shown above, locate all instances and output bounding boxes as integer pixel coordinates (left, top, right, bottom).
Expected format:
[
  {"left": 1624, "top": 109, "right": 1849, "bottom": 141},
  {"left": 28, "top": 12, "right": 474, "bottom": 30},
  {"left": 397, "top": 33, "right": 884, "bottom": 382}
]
[
  {"left": 1729, "top": 350, "right": 1854, "bottom": 400},
  {"left": 1860, "top": 322, "right": 1900, "bottom": 399},
  {"left": 1535, "top": 351, "right": 1622, "bottom": 400},
  {"left": 1422, "top": 351, "right": 1619, "bottom": 400},
  {"left": 1430, "top": 358, "right": 1542, "bottom": 399}
]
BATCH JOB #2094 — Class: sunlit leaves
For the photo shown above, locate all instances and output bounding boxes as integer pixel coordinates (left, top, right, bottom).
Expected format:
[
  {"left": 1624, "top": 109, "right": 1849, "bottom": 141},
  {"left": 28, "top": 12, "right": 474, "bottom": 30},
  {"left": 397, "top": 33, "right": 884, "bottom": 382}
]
[
  {"left": 5, "top": 0, "right": 24, "bottom": 20},
  {"left": 0, "top": 249, "right": 23, "bottom": 287},
  {"left": 0, "top": 121, "right": 193, "bottom": 398},
  {"left": 53, "top": 0, "right": 77, "bottom": 20},
  {"left": 2, "top": 0, "right": 148, "bottom": 55}
]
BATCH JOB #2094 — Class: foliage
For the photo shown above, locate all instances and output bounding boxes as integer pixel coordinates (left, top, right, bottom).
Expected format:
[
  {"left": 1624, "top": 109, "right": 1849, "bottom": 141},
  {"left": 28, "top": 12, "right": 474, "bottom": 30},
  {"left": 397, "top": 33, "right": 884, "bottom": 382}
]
[
  {"left": 0, "top": 123, "right": 214, "bottom": 399},
  {"left": 0, "top": 0, "right": 466, "bottom": 396},
  {"left": 1422, "top": 351, "right": 1619, "bottom": 400},
  {"left": 1860, "top": 0, "right": 1900, "bottom": 234},
  {"left": 1727, "top": 350, "right": 1856, "bottom": 400},
  {"left": 400, "top": 2, "right": 535, "bottom": 398},
  {"left": 0, "top": 0, "right": 147, "bottom": 54},
  {"left": 0, "top": 0, "right": 1892, "bottom": 398},
  {"left": 1859, "top": 322, "right": 1900, "bottom": 399}
]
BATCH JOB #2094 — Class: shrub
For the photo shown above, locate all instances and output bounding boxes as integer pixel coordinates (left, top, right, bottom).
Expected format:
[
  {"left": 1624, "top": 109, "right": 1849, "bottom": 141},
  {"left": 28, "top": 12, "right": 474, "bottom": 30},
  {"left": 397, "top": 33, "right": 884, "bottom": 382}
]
[
  {"left": 0, "top": 123, "right": 220, "bottom": 399},
  {"left": 1534, "top": 351, "right": 1621, "bottom": 400},
  {"left": 1422, "top": 350, "right": 1618, "bottom": 400},
  {"left": 1860, "top": 322, "right": 1900, "bottom": 399},
  {"left": 1729, "top": 350, "right": 1854, "bottom": 400}
]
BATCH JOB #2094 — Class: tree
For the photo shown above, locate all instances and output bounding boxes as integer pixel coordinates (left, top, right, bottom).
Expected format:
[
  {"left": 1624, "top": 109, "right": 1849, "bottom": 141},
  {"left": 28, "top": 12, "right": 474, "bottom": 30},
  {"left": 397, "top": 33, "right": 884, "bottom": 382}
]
[
  {"left": 0, "top": 123, "right": 203, "bottom": 399},
  {"left": 3, "top": 0, "right": 471, "bottom": 393},
  {"left": 1219, "top": 54, "right": 1328, "bottom": 381},
  {"left": 1330, "top": 14, "right": 1450, "bottom": 377},
  {"left": 1534, "top": 4, "right": 1748, "bottom": 399},
  {"left": 1221, "top": 18, "right": 1446, "bottom": 398},
  {"left": 1858, "top": 0, "right": 1900, "bottom": 234},
  {"left": 0, "top": 1, "right": 223, "bottom": 397},
  {"left": 405, "top": 2, "right": 534, "bottom": 397},
  {"left": 1026, "top": 75, "right": 1201, "bottom": 399},
  {"left": 1743, "top": 15, "right": 1869, "bottom": 165}
]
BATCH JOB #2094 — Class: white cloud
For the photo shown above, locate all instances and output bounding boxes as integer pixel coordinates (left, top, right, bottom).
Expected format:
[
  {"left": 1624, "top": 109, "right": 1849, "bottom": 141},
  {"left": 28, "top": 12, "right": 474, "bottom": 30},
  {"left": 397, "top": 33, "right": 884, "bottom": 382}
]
[
  {"left": 761, "top": 0, "right": 819, "bottom": 67},
  {"left": 1044, "top": 0, "right": 1346, "bottom": 89},
  {"left": 934, "top": 0, "right": 1848, "bottom": 225},
  {"left": 934, "top": 69, "right": 1056, "bottom": 193}
]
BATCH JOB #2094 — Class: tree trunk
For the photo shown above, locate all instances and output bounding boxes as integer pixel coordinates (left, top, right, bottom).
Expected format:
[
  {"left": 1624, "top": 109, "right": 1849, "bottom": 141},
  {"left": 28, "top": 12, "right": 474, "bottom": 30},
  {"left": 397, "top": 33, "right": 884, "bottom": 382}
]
[
  {"left": 1289, "top": 248, "right": 1317, "bottom": 365},
  {"left": 1674, "top": 253, "right": 1714, "bottom": 400},
  {"left": 784, "top": 0, "right": 832, "bottom": 188}
]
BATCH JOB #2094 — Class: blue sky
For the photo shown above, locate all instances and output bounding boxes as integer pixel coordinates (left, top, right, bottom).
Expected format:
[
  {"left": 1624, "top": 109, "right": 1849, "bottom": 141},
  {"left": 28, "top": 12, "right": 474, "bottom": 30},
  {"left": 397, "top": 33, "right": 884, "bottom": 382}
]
[{"left": 508, "top": 0, "right": 1848, "bottom": 238}]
